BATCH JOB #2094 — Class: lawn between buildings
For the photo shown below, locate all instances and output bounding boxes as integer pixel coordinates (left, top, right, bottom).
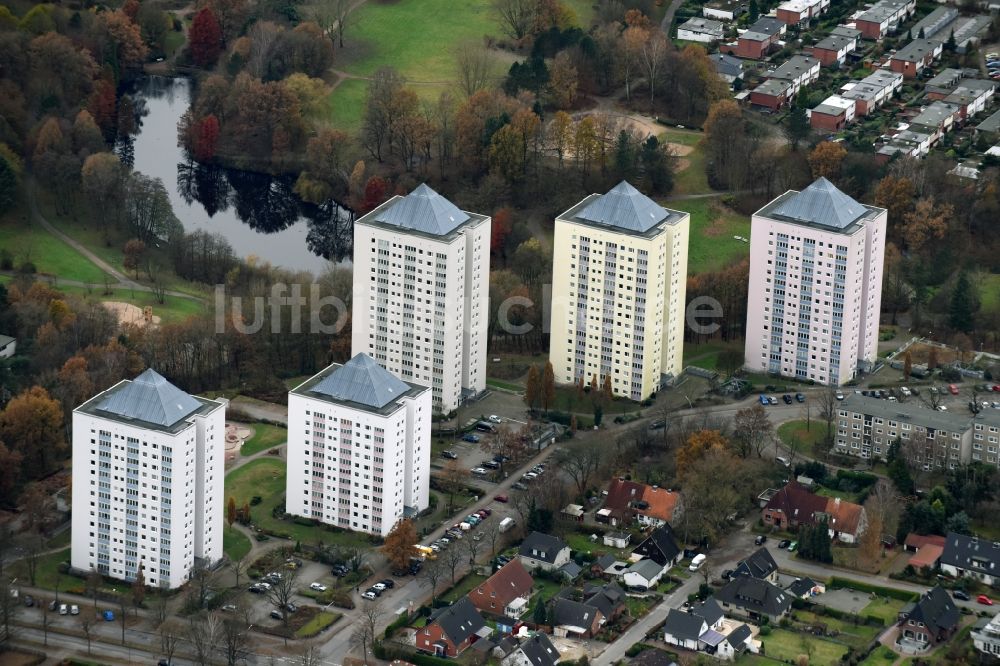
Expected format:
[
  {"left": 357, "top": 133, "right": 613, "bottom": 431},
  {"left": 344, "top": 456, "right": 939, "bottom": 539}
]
[
  {"left": 665, "top": 198, "right": 751, "bottom": 276},
  {"left": 239, "top": 423, "right": 287, "bottom": 457}
]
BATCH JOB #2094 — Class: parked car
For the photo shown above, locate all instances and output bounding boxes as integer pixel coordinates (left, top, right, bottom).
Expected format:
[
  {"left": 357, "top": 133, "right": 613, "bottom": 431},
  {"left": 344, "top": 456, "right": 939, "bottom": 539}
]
[
  {"left": 22, "top": 595, "right": 33, "bottom": 607},
  {"left": 471, "top": 467, "right": 489, "bottom": 475},
  {"left": 759, "top": 394, "right": 769, "bottom": 405},
  {"left": 372, "top": 583, "right": 387, "bottom": 592},
  {"left": 949, "top": 384, "right": 960, "bottom": 395},
  {"left": 488, "top": 415, "right": 502, "bottom": 423},
  {"left": 782, "top": 394, "right": 793, "bottom": 404},
  {"left": 649, "top": 419, "right": 666, "bottom": 430},
  {"left": 835, "top": 391, "right": 845, "bottom": 400},
  {"left": 380, "top": 579, "right": 395, "bottom": 589},
  {"left": 285, "top": 603, "right": 298, "bottom": 613},
  {"left": 366, "top": 586, "right": 382, "bottom": 597},
  {"left": 362, "top": 590, "right": 378, "bottom": 600},
  {"left": 768, "top": 396, "right": 778, "bottom": 405},
  {"left": 270, "top": 610, "right": 283, "bottom": 620},
  {"left": 979, "top": 595, "right": 994, "bottom": 606},
  {"left": 309, "top": 582, "right": 328, "bottom": 592},
  {"left": 953, "top": 590, "right": 970, "bottom": 601},
  {"left": 221, "top": 604, "right": 238, "bottom": 612},
  {"left": 795, "top": 393, "right": 806, "bottom": 403},
  {"left": 59, "top": 604, "right": 68, "bottom": 615},
  {"left": 754, "top": 535, "right": 767, "bottom": 545},
  {"left": 512, "top": 482, "right": 528, "bottom": 490},
  {"left": 441, "top": 450, "right": 458, "bottom": 459},
  {"left": 463, "top": 434, "right": 480, "bottom": 443},
  {"left": 778, "top": 539, "right": 791, "bottom": 549},
  {"left": 482, "top": 460, "right": 499, "bottom": 469},
  {"left": 787, "top": 541, "right": 798, "bottom": 552},
  {"left": 70, "top": 605, "right": 80, "bottom": 615},
  {"left": 479, "top": 507, "right": 492, "bottom": 516},
  {"left": 494, "top": 494, "right": 509, "bottom": 503}
]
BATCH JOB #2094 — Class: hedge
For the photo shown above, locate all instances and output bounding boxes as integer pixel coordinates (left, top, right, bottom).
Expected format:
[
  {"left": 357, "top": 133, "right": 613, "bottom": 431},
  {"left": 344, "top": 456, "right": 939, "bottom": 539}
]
[
  {"left": 828, "top": 577, "right": 918, "bottom": 602},
  {"left": 374, "top": 644, "right": 453, "bottom": 666}
]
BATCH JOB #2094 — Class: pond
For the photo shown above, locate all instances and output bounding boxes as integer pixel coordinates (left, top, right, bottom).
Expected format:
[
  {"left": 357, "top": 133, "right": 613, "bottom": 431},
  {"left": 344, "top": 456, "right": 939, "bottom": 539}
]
[{"left": 124, "top": 76, "right": 353, "bottom": 274}]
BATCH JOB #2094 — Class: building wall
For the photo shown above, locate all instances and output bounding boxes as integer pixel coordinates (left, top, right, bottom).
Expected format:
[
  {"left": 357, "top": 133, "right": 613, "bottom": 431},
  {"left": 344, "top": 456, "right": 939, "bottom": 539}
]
[
  {"left": 855, "top": 19, "right": 886, "bottom": 40},
  {"left": 749, "top": 91, "right": 787, "bottom": 109},
  {"left": 678, "top": 28, "right": 718, "bottom": 42},
  {"left": 352, "top": 205, "right": 490, "bottom": 414},
  {"left": 744, "top": 204, "right": 886, "bottom": 385},
  {"left": 735, "top": 38, "right": 770, "bottom": 59},
  {"left": 549, "top": 208, "right": 688, "bottom": 401},
  {"left": 285, "top": 384, "right": 430, "bottom": 537},
  {"left": 71, "top": 399, "right": 225, "bottom": 589},
  {"left": 890, "top": 59, "right": 921, "bottom": 78},
  {"left": 811, "top": 111, "right": 848, "bottom": 131},
  {"left": 811, "top": 47, "right": 841, "bottom": 66}
]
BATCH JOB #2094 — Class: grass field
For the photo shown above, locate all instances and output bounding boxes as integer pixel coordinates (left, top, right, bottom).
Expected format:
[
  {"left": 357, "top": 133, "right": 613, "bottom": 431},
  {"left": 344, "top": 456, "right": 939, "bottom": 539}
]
[
  {"left": 50, "top": 283, "right": 204, "bottom": 324},
  {"left": 441, "top": 573, "right": 488, "bottom": 603},
  {"left": 224, "top": 458, "right": 369, "bottom": 548},
  {"left": 0, "top": 216, "right": 108, "bottom": 284},
  {"left": 223, "top": 527, "right": 252, "bottom": 561},
  {"left": 792, "top": 610, "right": 880, "bottom": 648},
  {"left": 979, "top": 272, "right": 1000, "bottom": 313},
  {"left": 665, "top": 198, "right": 750, "bottom": 275},
  {"left": 861, "top": 597, "right": 906, "bottom": 624},
  {"left": 777, "top": 419, "right": 830, "bottom": 454},
  {"left": 683, "top": 340, "right": 742, "bottom": 371},
  {"left": 11, "top": 547, "right": 79, "bottom": 592},
  {"left": 325, "top": 79, "right": 368, "bottom": 135},
  {"left": 759, "top": 628, "right": 848, "bottom": 665},
  {"left": 240, "top": 423, "right": 287, "bottom": 457},
  {"left": 294, "top": 611, "right": 341, "bottom": 638}
]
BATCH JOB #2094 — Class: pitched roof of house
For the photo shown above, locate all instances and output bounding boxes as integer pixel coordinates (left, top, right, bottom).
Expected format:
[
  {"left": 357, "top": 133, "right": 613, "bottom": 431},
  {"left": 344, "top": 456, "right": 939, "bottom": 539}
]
[
  {"left": 906, "top": 586, "right": 960, "bottom": 637},
  {"left": 551, "top": 598, "right": 602, "bottom": 631},
  {"left": 470, "top": 560, "right": 533, "bottom": 610},
  {"left": 663, "top": 608, "right": 708, "bottom": 641},
  {"left": 905, "top": 533, "right": 947, "bottom": 550},
  {"left": 584, "top": 582, "right": 625, "bottom": 619},
  {"left": 631, "top": 648, "right": 680, "bottom": 666},
  {"left": 604, "top": 479, "right": 680, "bottom": 523},
  {"left": 559, "top": 561, "right": 583, "bottom": 580},
  {"left": 909, "top": 544, "right": 944, "bottom": 569},
  {"left": 763, "top": 482, "right": 829, "bottom": 522},
  {"left": 693, "top": 597, "right": 725, "bottom": 626},
  {"left": 430, "top": 598, "right": 489, "bottom": 646},
  {"left": 786, "top": 577, "right": 818, "bottom": 597},
  {"left": 94, "top": 368, "right": 202, "bottom": 427},
  {"left": 371, "top": 183, "right": 470, "bottom": 236},
  {"left": 734, "top": 547, "right": 778, "bottom": 580},
  {"left": 517, "top": 633, "right": 560, "bottom": 666},
  {"left": 768, "top": 177, "right": 869, "bottom": 230},
  {"left": 941, "top": 532, "right": 1000, "bottom": 576},
  {"left": 726, "top": 623, "right": 753, "bottom": 648},
  {"left": 519, "top": 532, "right": 569, "bottom": 564},
  {"left": 632, "top": 525, "right": 682, "bottom": 566},
  {"left": 626, "top": 559, "right": 663, "bottom": 581},
  {"left": 824, "top": 496, "right": 865, "bottom": 536},
  {"left": 311, "top": 353, "right": 411, "bottom": 409},
  {"left": 594, "top": 553, "right": 616, "bottom": 571},
  {"left": 710, "top": 53, "right": 744, "bottom": 77},
  {"left": 716, "top": 577, "right": 792, "bottom": 617},
  {"left": 574, "top": 181, "right": 672, "bottom": 234}
]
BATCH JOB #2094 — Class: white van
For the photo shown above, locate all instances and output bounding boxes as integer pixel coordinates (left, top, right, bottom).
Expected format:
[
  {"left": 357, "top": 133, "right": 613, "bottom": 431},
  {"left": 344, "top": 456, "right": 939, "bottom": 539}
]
[
  {"left": 499, "top": 517, "right": 515, "bottom": 533},
  {"left": 689, "top": 554, "right": 707, "bottom": 571}
]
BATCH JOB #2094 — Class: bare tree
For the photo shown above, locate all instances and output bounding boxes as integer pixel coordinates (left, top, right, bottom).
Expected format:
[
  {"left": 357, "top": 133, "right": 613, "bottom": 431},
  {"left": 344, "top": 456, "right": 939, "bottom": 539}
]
[
  {"left": 492, "top": 0, "right": 536, "bottom": 40},
  {"left": 421, "top": 556, "right": 446, "bottom": 604},
  {"left": 160, "top": 620, "right": 182, "bottom": 666},
  {"left": 0, "top": 578, "right": 17, "bottom": 646},
  {"left": 189, "top": 560, "right": 213, "bottom": 609},
  {"left": 312, "top": 0, "right": 353, "bottom": 49},
  {"left": 555, "top": 440, "right": 605, "bottom": 498},
  {"left": 465, "top": 532, "right": 484, "bottom": 566},
  {"left": 442, "top": 542, "right": 465, "bottom": 585},
  {"left": 817, "top": 387, "right": 839, "bottom": 447},
  {"left": 39, "top": 596, "right": 50, "bottom": 646},
  {"left": 300, "top": 644, "right": 322, "bottom": 666},
  {"left": 221, "top": 609, "right": 254, "bottom": 666},
  {"left": 732, "top": 404, "right": 774, "bottom": 458},
  {"left": 264, "top": 568, "right": 299, "bottom": 631},
  {"left": 118, "top": 593, "right": 128, "bottom": 644},
  {"left": 153, "top": 591, "right": 169, "bottom": 626},
  {"left": 190, "top": 612, "right": 221, "bottom": 666},
  {"left": 454, "top": 42, "right": 496, "bottom": 97},
  {"left": 79, "top": 608, "right": 97, "bottom": 654},
  {"left": 86, "top": 567, "right": 102, "bottom": 609},
  {"left": 640, "top": 29, "right": 669, "bottom": 105},
  {"left": 229, "top": 552, "right": 249, "bottom": 590},
  {"left": 359, "top": 600, "right": 384, "bottom": 661},
  {"left": 23, "top": 532, "right": 44, "bottom": 586},
  {"left": 483, "top": 518, "right": 504, "bottom": 556},
  {"left": 351, "top": 619, "right": 375, "bottom": 664}
]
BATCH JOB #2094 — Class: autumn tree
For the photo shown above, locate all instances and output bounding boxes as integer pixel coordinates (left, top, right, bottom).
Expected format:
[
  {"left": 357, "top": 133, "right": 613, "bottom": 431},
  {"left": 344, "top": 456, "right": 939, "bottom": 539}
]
[
  {"left": 312, "top": 0, "right": 353, "bottom": 49},
  {"left": 491, "top": 207, "right": 513, "bottom": 258},
  {"left": 0, "top": 386, "right": 65, "bottom": 479},
  {"left": 902, "top": 198, "right": 952, "bottom": 257},
  {"left": 193, "top": 115, "right": 220, "bottom": 162},
  {"left": 189, "top": 8, "right": 223, "bottom": 67},
  {"left": 96, "top": 10, "right": 149, "bottom": 76},
  {"left": 548, "top": 111, "right": 573, "bottom": 170},
  {"left": 732, "top": 404, "right": 773, "bottom": 458},
  {"left": 874, "top": 175, "right": 915, "bottom": 223},
  {"left": 380, "top": 519, "right": 417, "bottom": 571},
  {"left": 294, "top": 128, "right": 349, "bottom": 204},
  {"left": 227, "top": 496, "right": 237, "bottom": 528},
  {"left": 123, "top": 239, "right": 146, "bottom": 279},
  {"left": 81, "top": 152, "right": 124, "bottom": 235},
  {"left": 541, "top": 362, "right": 556, "bottom": 413},
  {"left": 808, "top": 141, "right": 847, "bottom": 181},
  {"left": 903, "top": 350, "right": 912, "bottom": 380},
  {"left": 677, "top": 429, "right": 729, "bottom": 478},
  {"left": 548, "top": 52, "right": 578, "bottom": 109},
  {"left": 455, "top": 42, "right": 497, "bottom": 97},
  {"left": 525, "top": 365, "right": 541, "bottom": 412}
]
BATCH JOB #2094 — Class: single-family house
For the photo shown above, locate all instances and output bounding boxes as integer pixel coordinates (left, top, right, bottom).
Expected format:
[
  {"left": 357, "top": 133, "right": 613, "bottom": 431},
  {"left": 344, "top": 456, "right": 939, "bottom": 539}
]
[
  {"left": 519, "top": 532, "right": 571, "bottom": 572},
  {"left": 678, "top": 17, "right": 725, "bottom": 43},
  {"left": 709, "top": 53, "right": 744, "bottom": 88},
  {"left": 632, "top": 524, "right": 683, "bottom": 569},
  {"left": 561, "top": 504, "right": 584, "bottom": 521},
  {"left": 811, "top": 33, "right": 857, "bottom": 66},
  {"left": 417, "top": 598, "right": 491, "bottom": 657},
  {"left": 750, "top": 79, "right": 793, "bottom": 110},
  {"left": 786, "top": 577, "right": 825, "bottom": 599},
  {"left": 762, "top": 482, "right": 867, "bottom": 543},
  {"left": 582, "top": 581, "right": 628, "bottom": 623},
  {"left": 468, "top": 560, "right": 534, "bottom": 619},
  {"left": 810, "top": 95, "right": 856, "bottom": 131},
  {"left": 940, "top": 532, "right": 1000, "bottom": 586},
  {"left": 717, "top": 624, "right": 755, "bottom": 661},
  {"left": 897, "top": 586, "right": 959, "bottom": 649},
  {"left": 769, "top": 55, "right": 821, "bottom": 95},
  {"left": 603, "top": 531, "right": 631, "bottom": 549},
  {"left": 715, "top": 576, "right": 792, "bottom": 623},
  {"left": 729, "top": 17, "right": 785, "bottom": 59},
  {"left": 972, "top": 612, "right": 1000, "bottom": 657},
  {"left": 0, "top": 335, "right": 14, "bottom": 359},
  {"left": 924, "top": 68, "right": 971, "bottom": 98},
  {"left": 904, "top": 533, "right": 947, "bottom": 552},
  {"left": 663, "top": 609, "right": 708, "bottom": 650},
  {"left": 550, "top": 598, "right": 604, "bottom": 638},
  {"left": 876, "top": 130, "right": 933, "bottom": 162},
  {"left": 841, "top": 69, "right": 902, "bottom": 116},
  {"left": 943, "top": 80, "right": 995, "bottom": 120},
  {"left": 623, "top": 558, "right": 665, "bottom": 590},
  {"left": 909, "top": 102, "right": 961, "bottom": 144},
  {"left": 978, "top": 108, "right": 1000, "bottom": 141},
  {"left": 889, "top": 39, "right": 942, "bottom": 79},
  {"left": 703, "top": 0, "right": 748, "bottom": 21},
  {"left": 732, "top": 547, "right": 779, "bottom": 583},
  {"left": 855, "top": 0, "right": 915, "bottom": 40},
  {"left": 603, "top": 479, "right": 682, "bottom": 527},
  {"left": 501, "top": 633, "right": 560, "bottom": 666}
]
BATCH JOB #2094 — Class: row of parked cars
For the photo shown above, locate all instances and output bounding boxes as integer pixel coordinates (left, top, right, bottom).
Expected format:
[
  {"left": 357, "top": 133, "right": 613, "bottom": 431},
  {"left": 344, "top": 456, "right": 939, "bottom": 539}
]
[
  {"left": 361, "top": 577, "right": 396, "bottom": 601},
  {"left": 759, "top": 393, "right": 806, "bottom": 405}
]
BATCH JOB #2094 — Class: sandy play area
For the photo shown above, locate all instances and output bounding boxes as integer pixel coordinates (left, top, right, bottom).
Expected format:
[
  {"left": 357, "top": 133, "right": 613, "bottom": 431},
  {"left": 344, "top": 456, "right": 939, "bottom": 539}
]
[{"left": 103, "top": 301, "right": 161, "bottom": 327}]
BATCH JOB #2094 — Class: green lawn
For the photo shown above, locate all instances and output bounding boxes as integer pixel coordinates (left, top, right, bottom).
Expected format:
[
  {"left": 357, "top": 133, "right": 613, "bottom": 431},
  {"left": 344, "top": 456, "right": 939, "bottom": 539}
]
[
  {"left": 859, "top": 646, "right": 898, "bottom": 665},
  {"left": 665, "top": 198, "right": 750, "bottom": 275},
  {"left": 224, "top": 458, "right": 370, "bottom": 548},
  {"left": 240, "top": 424, "right": 287, "bottom": 456},
  {"left": 0, "top": 216, "right": 109, "bottom": 284},
  {"left": 11, "top": 547, "right": 82, "bottom": 593},
  {"left": 978, "top": 273, "right": 1000, "bottom": 313},
  {"left": 861, "top": 597, "right": 905, "bottom": 624},
  {"left": 294, "top": 611, "right": 341, "bottom": 638},
  {"left": 660, "top": 128, "right": 704, "bottom": 147},
  {"left": 759, "top": 628, "right": 848, "bottom": 665},
  {"left": 486, "top": 378, "right": 523, "bottom": 392},
  {"left": 551, "top": 386, "right": 643, "bottom": 416},
  {"left": 50, "top": 283, "right": 204, "bottom": 324},
  {"left": 325, "top": 79, "right": 368, "bottom": 135},
  {"left": 683, "top": 340, "right": 742, "bottom": 371},
  {"left": 441, "top": 573, "right": 488, "bottom": 603},
  {"left": 669, "top": 145, "right": 712, "bottom": 196},
  {"left": 791, "top": 610, "right": 880, "bottom": 648},
  {"left": 777, "top": 419, "right": 830, "bottom": 454},
  {"left": 223, "top": 527, "right": 252, "bottom": 561}
]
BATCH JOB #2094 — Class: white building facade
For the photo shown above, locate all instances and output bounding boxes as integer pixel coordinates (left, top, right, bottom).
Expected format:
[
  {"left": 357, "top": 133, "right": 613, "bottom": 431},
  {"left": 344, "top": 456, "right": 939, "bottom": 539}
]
[
  {"left": 744, "top": 178, "right": 886, "bottom": 385},
  {"left": 286, "top": 353, "right": 431, "bottom": 537},
  {"left": 549, "top": 182, "right": 689, "bottom": 401},
  {"left": 351, "top": 184, "right": 490, "bottom": 415},
  {"left": 71, "top": 369, "right": 226, "bottom": 589}
]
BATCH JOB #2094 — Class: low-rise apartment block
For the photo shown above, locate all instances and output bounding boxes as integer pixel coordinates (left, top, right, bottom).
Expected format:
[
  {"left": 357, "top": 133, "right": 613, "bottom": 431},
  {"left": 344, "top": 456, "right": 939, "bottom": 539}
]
[
  {"left": 855, "top": 0, "right": 915, "bottom": 40},
  {"left": 750, "top": 79, "right": 793, "bottom": 110},
  {"left": 810, "top": 95, "right": 856, "bottom": 131},
  {"left": 811, "top": 32, "right": 857, "bottom": 66},
  {"left": 678, "top": 17, "right": 726, "bottom": 42},
  {"left": 889, "top": 39, "right": 943, "bottom": 78},
  {"left": 909, "top": 101, "right": 962, "bottom": 144},
  {"left": 703, "top": 0, "right": 748, "bottom": 21},
  {"left": 943, "top": 80, "right": 995, "bottom": 120},
  {"left": 777, "top": 0, "right": 829, "bottom": 25},
  {"left": 285, "top": 353, "right": 431, "bottom": 537},
  {"left": 710, "top": 53, "right": 744, "bottom": 88},
  {"left": 729, "top": 17, "right": 786, "bottom": 59},
  {"left": 770, "top": 55, "right": 821, "bottom": 94},
  {"left": 744, "top": 178, "right": 886, "bottom": 385},
  {"left": 910, "top": 6, "right": 991, "bottom": 53},
  {"left": 841, "top": 69, "right": 903, "bottom": 116}
]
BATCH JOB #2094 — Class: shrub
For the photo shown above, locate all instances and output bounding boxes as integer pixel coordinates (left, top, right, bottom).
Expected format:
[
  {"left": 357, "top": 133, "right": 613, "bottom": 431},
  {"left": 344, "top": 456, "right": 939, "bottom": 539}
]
[{"left": 759, "top": 625, "right": 772, "bottom": 636}]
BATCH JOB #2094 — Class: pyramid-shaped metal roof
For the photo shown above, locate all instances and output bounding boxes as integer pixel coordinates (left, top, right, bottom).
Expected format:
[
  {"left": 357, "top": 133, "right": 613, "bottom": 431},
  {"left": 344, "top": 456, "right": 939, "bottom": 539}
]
[
  {"left": 575, "top": 181, "right": 669, "bottom": 233},
  {"left": 311, "top": 353, "right": 409, "bottom": 409},
  {"left": 95, "top": 368, "right": 202, "bottom": 427},
  {"left": 372, "top": 183, "right": 470, "bottom": 236},
  {"left": 770, "top": 177, "right": 867, "bottom": 229}
]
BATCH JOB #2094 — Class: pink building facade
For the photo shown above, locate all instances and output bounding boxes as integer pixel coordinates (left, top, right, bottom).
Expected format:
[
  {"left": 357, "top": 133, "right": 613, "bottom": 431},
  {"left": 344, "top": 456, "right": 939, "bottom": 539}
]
[{"left": 744, "top": 179, "right": 886, "bottom": 385}]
